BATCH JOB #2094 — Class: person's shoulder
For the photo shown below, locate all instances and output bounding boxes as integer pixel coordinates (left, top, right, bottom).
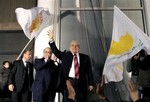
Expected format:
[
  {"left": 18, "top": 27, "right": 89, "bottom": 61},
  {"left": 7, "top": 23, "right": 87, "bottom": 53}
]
[
  {"left": 64, "top": 50, "right": 69, "bottom": 53},
  {"left": 28, "top": 61, "right": 33, "bottom": 65},
  {"left": 64, "top": 50, "right": 72, "bottom": 56},
  {"left": 79, "top": 53, "right": 89, "bottom": 57},
  {"left": 13, "top": 60, "right": 21, "bottom": 64},
  {"left": 11, "top": 60, "right": 22, "bottom": 67}
]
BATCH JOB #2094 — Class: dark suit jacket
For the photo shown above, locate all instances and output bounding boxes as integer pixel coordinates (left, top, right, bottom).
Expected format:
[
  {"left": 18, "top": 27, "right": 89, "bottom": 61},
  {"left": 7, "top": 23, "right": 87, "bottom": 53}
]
[
  {"left": 8, "top": 60, "right": 33, "bottom": 92},
  {"left": 32, "top": 58, "right": 59, "bottom": 100},
  {"left": 49, "top": 42, "right": 93, "bottom": 92}
]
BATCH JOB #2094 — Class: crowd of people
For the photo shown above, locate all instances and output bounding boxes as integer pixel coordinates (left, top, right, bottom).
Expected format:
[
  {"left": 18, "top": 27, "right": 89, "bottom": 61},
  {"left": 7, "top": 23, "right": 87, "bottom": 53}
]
[{"left": 0, "top": 30, "right": 150, "bottom": 102}]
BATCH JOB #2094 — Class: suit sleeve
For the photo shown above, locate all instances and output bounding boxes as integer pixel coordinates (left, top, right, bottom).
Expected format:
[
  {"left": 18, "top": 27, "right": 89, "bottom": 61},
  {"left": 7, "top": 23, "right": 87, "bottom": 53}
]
[
  {"left": 8, "top": 61, "right": 17, "bottom": 85},
  {"left": 34, "top": 58, "right": 58, "bottom": 71},
  {"left": 49, "top": 41, "right": 64, "bottom": 60},
  {"left": 34, "top": 59, "right": 49, "bottom": 71}
]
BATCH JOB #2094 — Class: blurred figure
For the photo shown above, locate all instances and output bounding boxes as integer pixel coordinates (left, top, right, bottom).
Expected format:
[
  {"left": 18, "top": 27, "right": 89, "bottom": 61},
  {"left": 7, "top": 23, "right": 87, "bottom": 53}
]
[
  {"left": 128, "top": 79, "right": 139, "bottom": 102},
  {"left": 127, "top": 54, "right": 139, "bottom": 84},
  {"left": 0, "top": 61, "right": 12, "bottom": 98},
  {"left": 128, "top": 79, "right": 150, "bottom": 102},
  {"left": 126, "top": 52, "right": 142, "bottom": 98},
  {"left": 90, "top": 75, "right": 110, "bottom": 102},
  {"left": 134, "top": 50, "right": 150, "bottom": 99},
  {"left": 8, "top": 50, "right": 33, "bottom": 102},
  {"left": 32, "top": 47, "right": 60, "bottom": 102},
  {"left": 66, "top": 80, "right": 75, "bottom": 102},
  {"left": 95, "top": 75, "right": 109, "bottom": 102}
]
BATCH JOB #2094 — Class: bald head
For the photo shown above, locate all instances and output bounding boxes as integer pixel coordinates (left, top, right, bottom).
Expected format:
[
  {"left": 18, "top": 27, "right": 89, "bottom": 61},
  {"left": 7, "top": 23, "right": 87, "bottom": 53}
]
[{"left": 43, "top": 47, "right": 52, "bottom": 59}]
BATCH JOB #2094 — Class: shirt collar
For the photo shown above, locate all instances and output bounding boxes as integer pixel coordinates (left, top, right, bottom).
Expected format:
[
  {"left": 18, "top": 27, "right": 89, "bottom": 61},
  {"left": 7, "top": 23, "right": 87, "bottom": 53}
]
[
  {"left": 22, "top": 58, "right": 28, "bottom": 63},
  {"left": 73, "top": 53, "right": 79, "bottom": 56}
]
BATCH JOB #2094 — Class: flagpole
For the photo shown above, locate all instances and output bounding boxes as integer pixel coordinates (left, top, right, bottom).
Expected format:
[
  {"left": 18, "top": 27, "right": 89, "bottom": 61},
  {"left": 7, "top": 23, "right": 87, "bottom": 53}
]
[{"left": 16, "top": 38, "right": 33, "bottom": 60}]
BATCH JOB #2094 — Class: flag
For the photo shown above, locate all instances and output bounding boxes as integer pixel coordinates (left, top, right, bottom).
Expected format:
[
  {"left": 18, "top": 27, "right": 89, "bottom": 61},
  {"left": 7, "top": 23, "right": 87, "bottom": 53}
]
[
  {"left": 103, "top": 6, "right": 150, "bottom": 83},
  {"left": 15, "top": 7, "right": 51, "bottom": 40}
]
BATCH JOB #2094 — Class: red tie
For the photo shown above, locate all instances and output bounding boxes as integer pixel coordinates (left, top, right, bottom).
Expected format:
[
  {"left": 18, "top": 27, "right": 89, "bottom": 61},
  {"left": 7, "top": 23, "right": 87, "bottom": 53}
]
[{"left": 74, "top": 54, "right": 79, "bottom": 79}]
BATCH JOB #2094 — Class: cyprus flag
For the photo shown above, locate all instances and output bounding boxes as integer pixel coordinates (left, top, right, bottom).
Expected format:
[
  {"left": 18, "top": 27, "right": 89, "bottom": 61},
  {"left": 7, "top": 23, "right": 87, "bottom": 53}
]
[
  {"left": 103, "top": 6, "right": 150, "bottom": 83},
  {"left": 15, "top": 7, "right": 51, "bottom": 40}
]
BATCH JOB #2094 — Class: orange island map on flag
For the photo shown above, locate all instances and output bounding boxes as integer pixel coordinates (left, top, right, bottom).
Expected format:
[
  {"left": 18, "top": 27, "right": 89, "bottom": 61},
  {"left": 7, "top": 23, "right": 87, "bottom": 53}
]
[
  {"left": 103, "top": 6, "right": 150, "bottom": 83},
  {"left": 29, "top": 11, "right": 43, "bottom": 33},
  {"left": 15, "top": 7, "right": 51, "bottom": 40}
]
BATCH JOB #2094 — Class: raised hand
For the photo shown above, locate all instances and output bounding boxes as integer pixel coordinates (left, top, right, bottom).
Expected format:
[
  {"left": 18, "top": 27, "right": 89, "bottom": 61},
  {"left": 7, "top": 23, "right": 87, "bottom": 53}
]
[
  {"left": 47, "top": 29, "right": 54, "bottom": 41},
  {"left": 96, "top": 75, "right": 105, "bottom": 94},
  {"left": 128, "top": 80, "right": 139, "bottom": 102},
  {"left": 96, "top": 75, "right": 107, "bottom": 100}
]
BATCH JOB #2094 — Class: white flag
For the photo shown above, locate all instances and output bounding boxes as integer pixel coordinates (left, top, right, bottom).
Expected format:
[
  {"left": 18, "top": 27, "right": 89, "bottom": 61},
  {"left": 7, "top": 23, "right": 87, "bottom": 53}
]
[
  {"left": 103, "top": 6, "right": 150, "bottom": 83},
  {"left": 15, "top": 7, "right": 51, "bottom": 40}
]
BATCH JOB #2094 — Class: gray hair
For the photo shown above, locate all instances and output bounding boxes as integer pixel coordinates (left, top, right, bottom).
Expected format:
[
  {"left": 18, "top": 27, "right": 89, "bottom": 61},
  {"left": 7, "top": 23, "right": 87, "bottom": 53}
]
[{"left": 70, "top": 40, "right": 80, "bottom": 47}]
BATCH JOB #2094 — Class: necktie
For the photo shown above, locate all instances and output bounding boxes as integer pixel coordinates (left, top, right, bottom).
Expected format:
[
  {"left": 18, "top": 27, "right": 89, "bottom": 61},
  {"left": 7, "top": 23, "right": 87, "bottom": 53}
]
[
  {"left": 74, "top": 54, "right": 79, "bottom": 79},
  {"left": 25, "top": 61, "right": 29, "bottom": 88},
  {"left": 25, "top": 61, "right": 29, "bottom": 75},
  {"left": 25, "top": 61, "right": 28, "bottom": 68}
]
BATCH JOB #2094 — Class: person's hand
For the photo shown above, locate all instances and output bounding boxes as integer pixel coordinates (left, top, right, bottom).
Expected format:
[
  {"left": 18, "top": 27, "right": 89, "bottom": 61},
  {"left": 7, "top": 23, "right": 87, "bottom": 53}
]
[
  {"left": 88, "top": 85, "right": 94, "bottom": 91},
  {"left": 96, "top": 75, "right": 107, "bottom": 100},
  {"left": 66, "top": 80, "right": 75, "bottom": 100},
  {"left": 128, "top": 80, "right": 139, "bottom": 102},
  {"left": 96, "top": 75, "right": 105, "bottom": 94},
  {"left": 8, "top": 84, "right": 14, "bottom": 92},
  {"left": 44, "top": 54, "right": 50, "bottom": 61},
  {"left": 47, "top": 29, "right": 54, "bottom": 41},
  {"left": 52, "top": 55, "right": 57, "bottom": 62}
]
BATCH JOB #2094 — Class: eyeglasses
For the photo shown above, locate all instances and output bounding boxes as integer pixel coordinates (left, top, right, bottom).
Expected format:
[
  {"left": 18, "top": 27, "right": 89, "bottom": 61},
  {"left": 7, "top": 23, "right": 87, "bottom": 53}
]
[{"left": 44, "top": 51, "right": 51, "bottom": 54}]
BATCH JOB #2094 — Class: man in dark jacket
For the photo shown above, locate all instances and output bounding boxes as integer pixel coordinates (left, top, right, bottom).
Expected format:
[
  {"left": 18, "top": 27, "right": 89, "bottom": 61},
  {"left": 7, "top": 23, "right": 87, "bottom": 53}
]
[
  {"left": 48, "top": 30, "right": 94, "bottom": 102},
  {"left": 32, "top": 47, "right": 60, "bottom": 102},
  {"left": 8, "top": 50, "right": 33, "bottom": 102}
]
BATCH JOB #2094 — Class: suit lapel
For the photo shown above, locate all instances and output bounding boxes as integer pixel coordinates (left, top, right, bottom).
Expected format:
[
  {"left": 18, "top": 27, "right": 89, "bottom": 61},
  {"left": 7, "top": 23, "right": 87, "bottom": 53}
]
[
  {"left": 68, "top": 51, "right": 73, "bottom": 67},
  {"left": 20, "top": 60, "right": 26, "bottom": 69},
  {"left": 79, "top": 53, "right": 82, "bottom": 67}
]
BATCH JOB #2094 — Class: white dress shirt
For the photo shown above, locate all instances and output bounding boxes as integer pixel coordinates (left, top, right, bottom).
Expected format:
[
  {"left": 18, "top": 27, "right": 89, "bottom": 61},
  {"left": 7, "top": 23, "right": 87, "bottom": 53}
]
[
  {"left": 69, "top": 53, "right": 80, "bottom": 78},
  {"left": 22, "top": 59, "right": 27, "bottom": 67}
]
